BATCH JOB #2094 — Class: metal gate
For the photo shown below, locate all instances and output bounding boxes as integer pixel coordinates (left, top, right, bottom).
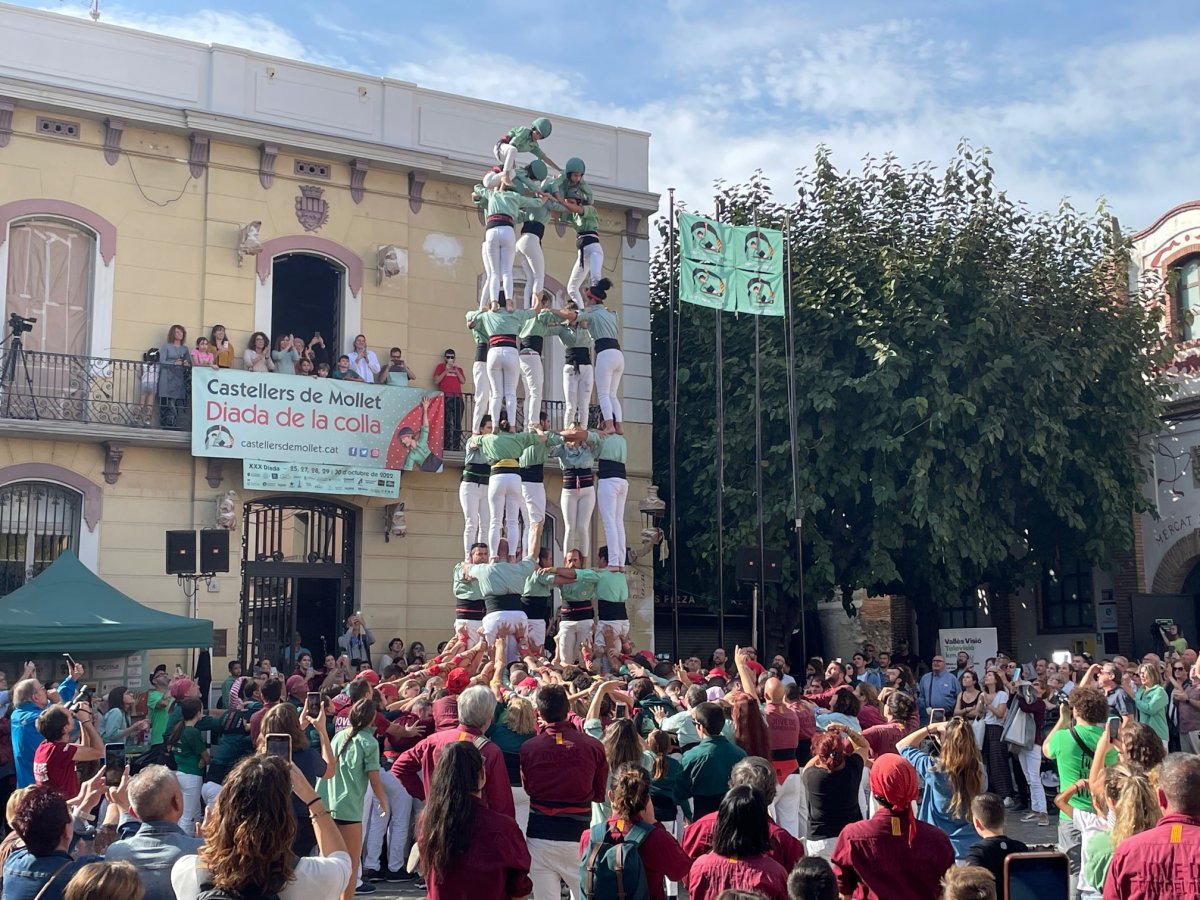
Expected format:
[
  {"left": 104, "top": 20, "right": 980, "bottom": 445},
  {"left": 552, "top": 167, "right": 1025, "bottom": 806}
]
[
  {"left": 239, "top": 497, "right": 356, "bottom": 666},
  {"left": 0, "top": 481, "right": 81, "bottom": 597}
]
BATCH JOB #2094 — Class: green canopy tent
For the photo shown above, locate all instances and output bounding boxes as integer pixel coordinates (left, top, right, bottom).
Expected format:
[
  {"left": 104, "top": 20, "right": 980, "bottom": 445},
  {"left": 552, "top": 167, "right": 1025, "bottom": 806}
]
[{"left": 0, "top": 550, "right": 212, "bottom": 653}]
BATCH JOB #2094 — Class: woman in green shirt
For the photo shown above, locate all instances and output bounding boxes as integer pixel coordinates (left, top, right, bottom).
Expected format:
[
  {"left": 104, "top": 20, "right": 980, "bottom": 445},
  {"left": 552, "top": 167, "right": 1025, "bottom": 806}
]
[
  {"left": 170, "top": 697, "right": 210, "bottom": 837},
  {"left": 556, "top": 278, "right": 623, "bottom": 433},
  {"left": 481, "top": 174, "right": 549, "bottom": 311},
  {"left": 1133, "top": 663, "right": 1169, "bottom": 748}
]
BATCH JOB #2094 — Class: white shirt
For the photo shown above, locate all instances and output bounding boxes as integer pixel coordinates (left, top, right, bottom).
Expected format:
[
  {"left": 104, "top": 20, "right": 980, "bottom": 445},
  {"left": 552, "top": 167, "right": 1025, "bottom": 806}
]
[
  {"left": 172, "top": 851, "right": 351, "bottom": 899},
  {"left": 983, "top": 690, "right": 1009, "bottom": 727},
  {"left": 348, "top": 348, "right": 380, "bottom": 383}
]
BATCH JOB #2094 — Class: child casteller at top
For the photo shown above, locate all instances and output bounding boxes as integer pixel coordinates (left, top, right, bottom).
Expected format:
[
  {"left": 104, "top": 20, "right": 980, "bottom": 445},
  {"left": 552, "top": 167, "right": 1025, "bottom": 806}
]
[{"left": 495, "top": 117, "right": 559, "bottom": 186}]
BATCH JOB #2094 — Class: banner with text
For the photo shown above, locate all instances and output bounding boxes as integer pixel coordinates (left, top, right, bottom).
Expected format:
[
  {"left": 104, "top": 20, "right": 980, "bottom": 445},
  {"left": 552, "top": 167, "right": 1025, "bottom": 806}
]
[
  {"left": 191, "top": 369, "right": 444, "bottom": 473},
  {"left": 243, "top": 460, "right": 401, "bottom": 498},
  {"left": 938, "top": 627, "right": 998, "bottom": 669}
]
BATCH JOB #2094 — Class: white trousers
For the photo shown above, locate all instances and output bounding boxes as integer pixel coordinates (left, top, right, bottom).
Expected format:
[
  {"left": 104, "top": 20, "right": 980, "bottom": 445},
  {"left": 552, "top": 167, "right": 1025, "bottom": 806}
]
[
  {"left": 516, "top": 233, "right": 545, "bottom": 309},
  {"left": 563, "top": 363, "right": 594, "bottom": 427},
  {"left": 596, "top": 477, "right": 629, "bottom": 567},
  {"left": 805, "top": 837, "right": 836, "bottom": 860},
  {"left": 521, "top": 481, "right": 546, "bottom": 556},
  {"left": 482, "top": 610, "right": 528, "bottom": 664},
  {"left": 528, "top": 837, "right": 581, "bottom": 900},
  {"left": 452, "top": 618, "right": 484, "bottom": 639},
  {"left": 176, "top": 772, "right": 203, "bottom": 838},
  {"left": 561, "top": 485, "right": 596, "bottom": 561},
  {"left": 471, "top": 360, "right": 491, "bottom": 432},
  {"left": 459, "top": 480, "right": 490, "bottom": 558},
  {"left": 513, "top": 783, "right": 531, "bottom": 835},
  {"left": 519, "top": 352, "right": 544, "bottom": 430},
  {"left": 494, "top": 141, "right": 519, "bottom": 181},
  {"left": 485, "top": 225, "right": 517, "bottom": 307},
  {"left": 488, "top": 471, "right": 523, "bottom": 559},
  {"left": 556, "top": 619, "right": 594, "bottom": 665},
  {"left": 567, "top": 242, "right": 604, "bottom": 309},
  {"left": 479, "top": 242, "right": 493, "bottom": 310},
  {"left": 594, "top": 618, "right": 630, "bottom": 653},
  {"left": 201, "top": 780, "right": 221, "bottom": 812},
  {"left": 524, "top": 617, "right": 547, "bottom": 652},
  {"left": 487, "top": 346, "right": 520, "bottom": 425},
  {"left": 1017, "top": 744, "right": 1047, "bottom": 814},
  {"left": 362, "top": 769, "right": 413, "bottom": 873},
  {"left": 593, "top": 348, "right": 625, "bottom": 424},
  {"left": 770, "top": 773, "right": 807, "bottom": 839}
]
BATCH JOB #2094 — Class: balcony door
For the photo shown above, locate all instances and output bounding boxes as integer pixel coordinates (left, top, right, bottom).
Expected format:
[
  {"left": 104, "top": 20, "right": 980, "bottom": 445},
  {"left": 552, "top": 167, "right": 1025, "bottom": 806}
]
[{"left": 271, "top": 253, "right": 343, "bottom": 371}]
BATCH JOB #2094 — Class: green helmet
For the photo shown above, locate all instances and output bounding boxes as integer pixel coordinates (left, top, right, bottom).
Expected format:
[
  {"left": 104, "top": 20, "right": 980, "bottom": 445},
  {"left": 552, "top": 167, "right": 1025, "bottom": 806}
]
[
  {"left": 526, "top": 159, "right": 548, "bottom": 181},
  {"left": 564, "top": 157, "right": 586, "bottom": 177},
  {"left": 531, "top": 117, "right": 552, "bottom": 138}
]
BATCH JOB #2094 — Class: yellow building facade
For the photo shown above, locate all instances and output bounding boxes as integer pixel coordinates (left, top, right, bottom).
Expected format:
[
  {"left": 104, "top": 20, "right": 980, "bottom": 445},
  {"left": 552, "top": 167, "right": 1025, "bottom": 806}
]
[{"left": 0, "top": 5, "right": 658, "bottom": 673}]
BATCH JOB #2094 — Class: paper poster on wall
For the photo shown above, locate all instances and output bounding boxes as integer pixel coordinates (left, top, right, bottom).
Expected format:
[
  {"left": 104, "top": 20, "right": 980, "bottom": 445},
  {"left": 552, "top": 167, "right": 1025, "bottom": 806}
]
[
  {"left": 243, "top": 460, "right": 401, "bottom": 498},
  {"left": 938, "top": 627, "right": 998, "bottom": 668}
]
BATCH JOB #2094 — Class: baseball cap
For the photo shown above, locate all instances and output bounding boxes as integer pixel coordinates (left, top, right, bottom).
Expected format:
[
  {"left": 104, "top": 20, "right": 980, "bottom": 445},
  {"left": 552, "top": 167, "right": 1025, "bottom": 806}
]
[
  {"left": 286, "top": 675, "right": 308, "bottom": 696},
  {"left": 517, "top": 677, "right": 539, "bottom": 692},
  {"left": 357, "top": 670, "right": 380, "bottom": 686},
  {"left": 169, "top": 678, "right": 194, "bottom": 700}
]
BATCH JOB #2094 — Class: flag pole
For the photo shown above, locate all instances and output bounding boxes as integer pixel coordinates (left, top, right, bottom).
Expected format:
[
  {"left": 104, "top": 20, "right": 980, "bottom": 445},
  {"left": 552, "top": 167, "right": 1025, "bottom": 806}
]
[
  {"left": 714, "top": 195, "right": 726, "bottom": 652},
  {"left": 753, "top": 209, "right": 766, "bottom": 659},
  {"left": 667, "top": 188, "right": 680, "bottom": 659},
  {"left": 783, "top": 215, "right": 807, "bottom": 666}
]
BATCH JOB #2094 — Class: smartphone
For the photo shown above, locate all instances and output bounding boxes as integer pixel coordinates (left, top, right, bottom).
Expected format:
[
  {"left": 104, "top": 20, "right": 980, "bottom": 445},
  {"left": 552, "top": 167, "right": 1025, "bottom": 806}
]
[
  {"left": 104, "top": 743, "right": 126, "bottom": 787},
  {"left": 1108, "top": 717, "right": 1120, "bottom": 742},
  {"left": 265, "top": 733, "right": 291, "bottom": 759},
  {"left": 270, "top": 667, "right": 278, "bottom": 677},
  {"left": 929, "top": 708, "right": 946, "bottom": 724},
  {"left": 1005, "top": 851, "right": 1070, "bottom": 900},
  {"left": 305, "top": 692, "right": 321, "bottom": 717}
]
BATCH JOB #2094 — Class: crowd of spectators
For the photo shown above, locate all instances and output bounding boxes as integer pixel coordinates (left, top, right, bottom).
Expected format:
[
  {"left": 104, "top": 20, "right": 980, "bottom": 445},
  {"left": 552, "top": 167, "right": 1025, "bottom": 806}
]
[{"left": 2, "top": 627, "right": 1199, "bottom": 899}]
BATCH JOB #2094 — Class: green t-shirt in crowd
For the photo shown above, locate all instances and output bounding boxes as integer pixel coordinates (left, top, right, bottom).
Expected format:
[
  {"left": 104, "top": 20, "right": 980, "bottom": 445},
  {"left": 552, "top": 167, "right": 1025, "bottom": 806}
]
[
  {"left": 1046, "top": 723, "right": 1119, "bottom": 820},
  {"left": 172, "top": 724, "right": 207, "bottom": 776},
  {"left": 147, "top": 690, "right": 173, "bottom": 745},
  {"left": 317, "top": 728, "right": 380, "bottom": 821}
]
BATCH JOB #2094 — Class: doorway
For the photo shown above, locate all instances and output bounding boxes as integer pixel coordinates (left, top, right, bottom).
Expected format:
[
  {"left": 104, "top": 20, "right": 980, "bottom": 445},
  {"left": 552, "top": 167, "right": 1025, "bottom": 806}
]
[
  {"left": 239, "top": 497, "right": 356, "bottom": 667},
  {"left": 271, "top": 254, "right": 343, "bottom": 366}
]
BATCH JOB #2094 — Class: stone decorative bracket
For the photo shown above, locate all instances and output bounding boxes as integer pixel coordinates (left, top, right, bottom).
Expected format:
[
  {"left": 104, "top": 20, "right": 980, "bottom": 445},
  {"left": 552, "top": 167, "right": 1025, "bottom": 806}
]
[
  {"left": 205, "top": 458, "right": 224, "bottom": 489},
  {"left": 188, "top": 133, "right": 210, "bottom": 178},
  {"left": 407, "top": 171, "right": 425, "bottom": 214},
  {"left": 101, "top": 442, "right": 124, "bottom": 485},
  {"left": 259, "top": 143, "right": 278, "bottom": 189},
  {"left": 102, "top": 117, "right": 125, "bottom": 166},
  {"left": 625, "top": 209, "right": 644, "bottom": 249},
  {"left": 0, "top": 99, "right": 14, "bottom": 149},
  {"left": 350, "top": 158, "right": 368, "bottom": 204}
]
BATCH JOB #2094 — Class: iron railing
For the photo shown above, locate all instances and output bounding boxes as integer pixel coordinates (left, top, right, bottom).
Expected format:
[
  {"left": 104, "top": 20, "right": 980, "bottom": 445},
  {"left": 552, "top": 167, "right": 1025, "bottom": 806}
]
[{"left": 0, "top": 348, "right": 602, "bottom": 444}]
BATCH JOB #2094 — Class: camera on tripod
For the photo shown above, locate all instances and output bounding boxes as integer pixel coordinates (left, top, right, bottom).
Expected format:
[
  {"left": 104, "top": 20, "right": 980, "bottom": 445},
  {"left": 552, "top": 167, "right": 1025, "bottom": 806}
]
[{"left": 8, "top": 313, "right": 35, "bottom": 334}]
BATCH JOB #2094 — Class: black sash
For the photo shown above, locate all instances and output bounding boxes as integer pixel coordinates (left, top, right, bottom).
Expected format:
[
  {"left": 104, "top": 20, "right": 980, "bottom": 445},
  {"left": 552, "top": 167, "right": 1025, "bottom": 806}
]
[
  {"left": 594, "top": 338, "right": 620, "bottom": 353},
  {"left": 484, "top": 593, "right": 524, "bottom": 613},
  {"left": 597, "top": 460, "right": 626, "bottom": 479}
]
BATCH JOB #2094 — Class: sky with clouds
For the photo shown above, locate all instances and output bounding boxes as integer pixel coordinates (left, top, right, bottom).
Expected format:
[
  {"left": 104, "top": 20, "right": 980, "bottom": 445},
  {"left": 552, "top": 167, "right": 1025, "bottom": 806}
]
[{"left": 17, "top": 0, "right": 1199, "bottom": 231}]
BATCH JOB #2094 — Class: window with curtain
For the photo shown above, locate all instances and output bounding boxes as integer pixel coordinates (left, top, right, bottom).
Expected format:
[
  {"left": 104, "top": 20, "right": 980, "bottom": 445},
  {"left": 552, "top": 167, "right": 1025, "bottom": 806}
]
[
  {"left": 1176, "top": 256, "right": 1200, "bottom": 341},
  {"left": 0, "top": 481, "right": 81, "bottom": 598},
  {"left": 5, "top": 219, "right": 94, "bottom": 356}
]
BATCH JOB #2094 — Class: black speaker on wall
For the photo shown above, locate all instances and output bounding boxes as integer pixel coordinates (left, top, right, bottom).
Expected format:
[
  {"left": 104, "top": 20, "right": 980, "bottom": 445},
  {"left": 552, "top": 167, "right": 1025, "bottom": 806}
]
[
  {"left": 736, "top": 547, "right": 784, "bottom": 583},
  {"left": 166, "top": 530, "right": 197, "bottom": 575},
  {"left": 201, "top": 530, "right": 230, "bottom": 574}
]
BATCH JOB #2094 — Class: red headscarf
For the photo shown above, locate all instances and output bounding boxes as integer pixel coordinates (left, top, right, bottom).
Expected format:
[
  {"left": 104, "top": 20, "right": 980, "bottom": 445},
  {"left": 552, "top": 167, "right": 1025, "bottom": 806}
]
[{"left": 869, "top": 754, "right": 920, "bottom": 845}]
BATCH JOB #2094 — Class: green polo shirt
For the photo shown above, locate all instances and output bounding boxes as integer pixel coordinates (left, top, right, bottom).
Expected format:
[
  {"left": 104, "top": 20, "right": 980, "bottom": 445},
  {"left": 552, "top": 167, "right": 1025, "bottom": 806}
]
[
  {"left": 470, "top": 558, "right": 538, "bottom": 597},
  {"left": 680, "top": 735, "right": 747, "bottom": 800},
  {"left": 486, "top": 190, "right": 544, "bottom": 220},
  {"left": 573, "top": 205, "right": 599, "bottom": 233},
  {"left": 453, "top": 563, "right": 483, "bottom": 602},
  {"left": 466, "top": 309, "right": 522, "bottom": 338},
  {"left": 472, "top": 431, "right": 542, "bottom": 463},
  {"left": 523, "top": 567, "right": 555, "bottom": 598},
  {"left": 517, "top": 309, "right": 559, "bottom": 339},
  {"left": 519, "top": 432, "right": 562, "bottom": 467},
  {"left": 555, "top": 325, "right": 594, "bottom": 350},
  {"left": 561, "top": 568, "right": 600, "bottom": 605},
  {"left": 503, "top": 126, "right": 546, "bottom": 160},
  {"left": 577, "top": 306, "right": 619, "bottom": 341},
  {"left": 588, "top": 432, "right": 626, "bottom": 463}
]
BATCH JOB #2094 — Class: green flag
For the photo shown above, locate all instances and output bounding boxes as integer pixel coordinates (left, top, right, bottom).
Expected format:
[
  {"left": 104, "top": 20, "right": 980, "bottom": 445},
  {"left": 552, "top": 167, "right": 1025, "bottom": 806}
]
[
  {"left": 733, "top": 267, "right": 785, "bottom": 316},
  {"left": 679, "top": 212, "right": 728, "bottom": 265},
  {"left": 681, "top": 258, "right": 734, "bottom": 310},
  {"left": 728, "top": 225, "right": 784, "bottom": 271}
]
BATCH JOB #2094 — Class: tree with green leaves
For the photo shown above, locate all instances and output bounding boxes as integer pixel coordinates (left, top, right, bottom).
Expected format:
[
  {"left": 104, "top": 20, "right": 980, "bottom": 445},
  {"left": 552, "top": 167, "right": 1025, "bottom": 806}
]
[{"left": 651, "top": 145, "right": 1171, "bottom": 648}]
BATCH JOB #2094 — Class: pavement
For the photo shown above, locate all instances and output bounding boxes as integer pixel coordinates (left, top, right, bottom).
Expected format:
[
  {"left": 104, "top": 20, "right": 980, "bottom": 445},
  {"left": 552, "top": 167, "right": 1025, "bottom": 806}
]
[{"left": 359, "top": 808, "right": 1058, "bottom": 898}]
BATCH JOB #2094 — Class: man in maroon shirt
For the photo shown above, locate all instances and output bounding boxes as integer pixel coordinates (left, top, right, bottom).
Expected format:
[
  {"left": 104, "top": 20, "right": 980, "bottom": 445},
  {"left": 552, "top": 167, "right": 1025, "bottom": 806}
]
[
  {"left": 520, "top": 684, "right": 607, "bottom": 900},
  {"left": 393, "top": 684, "right": 515, "bottom": 817},
  {"left": 32, "top": 703, "right": 103, "bottom": 798},
  {"left": 681, "top": 756, "right": 804, "bottom": 873},
  {"left": 763, "top": 677, "right": 803, "bottom": 838},
  {"left": 1104, "top": 753, "right": 1200, "bottom": 900},
  {"left": 832, "top": 753, "right": 954, "bottom": 899},
  {"left": 808, "top": 660, "right": 854, "bottom": 709}
]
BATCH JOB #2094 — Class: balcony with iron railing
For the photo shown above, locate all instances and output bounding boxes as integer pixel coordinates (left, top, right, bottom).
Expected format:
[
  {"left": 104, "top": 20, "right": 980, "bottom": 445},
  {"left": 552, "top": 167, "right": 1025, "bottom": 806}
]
[{"left": 0, "top": 348, "right": 600, "bottom": 455}]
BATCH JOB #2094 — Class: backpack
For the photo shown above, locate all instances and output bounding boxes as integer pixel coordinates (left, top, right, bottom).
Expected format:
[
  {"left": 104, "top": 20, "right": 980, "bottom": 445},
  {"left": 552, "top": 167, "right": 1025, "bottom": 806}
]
[{"left": 579, "top": 821, "right": 652, "bottom": 900}]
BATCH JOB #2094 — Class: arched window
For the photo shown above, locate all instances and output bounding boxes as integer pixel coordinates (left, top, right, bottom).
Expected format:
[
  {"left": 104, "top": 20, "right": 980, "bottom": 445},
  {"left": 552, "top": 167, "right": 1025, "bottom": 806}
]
[
  {"left": 0, "top": 481, "right": 82, "bottom": 597},
  {"left": 1175, "top": 256, "right": 1200, "bottom": 341},
  {"left": 5, "top": 219, "right": 95, "bottom": 356}
]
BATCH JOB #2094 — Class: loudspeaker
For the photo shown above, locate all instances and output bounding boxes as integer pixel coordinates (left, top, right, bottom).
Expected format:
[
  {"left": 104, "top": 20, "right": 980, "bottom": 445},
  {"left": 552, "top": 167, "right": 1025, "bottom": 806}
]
[
  {"left": 736, "top": 547, "right": 784, "bottom": 583},
  {"left": 166, "top": 530, "right": 197, "bottom": 575},
  {"left": 201, "top": 529, "right": 230, "bottom": 574}
]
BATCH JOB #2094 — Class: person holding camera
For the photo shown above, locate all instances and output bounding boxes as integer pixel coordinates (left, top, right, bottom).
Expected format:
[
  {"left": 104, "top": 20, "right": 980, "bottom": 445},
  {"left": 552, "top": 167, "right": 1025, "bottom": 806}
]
[
  {"left": 338, "top": 615, "right": 375, "bottom": 669},
  {"left": 33, "top": 702, "right": 104, "bottom": 800}
]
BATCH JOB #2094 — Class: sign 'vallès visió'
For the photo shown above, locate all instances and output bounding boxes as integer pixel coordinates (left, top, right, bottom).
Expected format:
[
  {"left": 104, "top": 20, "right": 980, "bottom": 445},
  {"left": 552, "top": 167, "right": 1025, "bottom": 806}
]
[{"left": 190, "top": 369, "right": 445, "bottom": 473}]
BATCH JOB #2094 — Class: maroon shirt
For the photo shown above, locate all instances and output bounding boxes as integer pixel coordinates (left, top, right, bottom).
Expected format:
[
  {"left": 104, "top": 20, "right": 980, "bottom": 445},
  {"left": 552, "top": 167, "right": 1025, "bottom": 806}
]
[
  {"left": 857, "top": 704, "right": 885, "bottom": 730},
  {"left": 393, "top": 725, "right": 515, "bottom": 817},
  {"left": 33, "top": 740, "right": 79, "bottom": 797},
  {"left": 862, "top": 722, "right": 908, "bottom": 759},
  {"left": 383, "top": 711, "right": 433, "bottom": 763},
  {"left": 686, "top": 851, "right": 789, "bottom": 900},
  {"left": 831, "top": 808, "right": 955, "bottom": 900},
  {"left": 422, "top": 799, "right": 532, "bottom": 900},
  {"left": 1103, "top": 813, "right": 1200, "bottom": 900},
  {"left": 681, "top": 812, "right": 804, "bottom": 873},
  {"left": 520, "top": 720, "right": 607, "bottom": 842},
  {"left": 579, "top": 818, "right": 692, "bottom": 900}
]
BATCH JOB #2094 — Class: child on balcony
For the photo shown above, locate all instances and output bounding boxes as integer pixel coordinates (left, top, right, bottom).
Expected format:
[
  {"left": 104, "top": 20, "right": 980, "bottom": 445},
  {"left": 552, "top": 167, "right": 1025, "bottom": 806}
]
[{"left": 138, "top": 347, "right": 159, "bottom": 427}]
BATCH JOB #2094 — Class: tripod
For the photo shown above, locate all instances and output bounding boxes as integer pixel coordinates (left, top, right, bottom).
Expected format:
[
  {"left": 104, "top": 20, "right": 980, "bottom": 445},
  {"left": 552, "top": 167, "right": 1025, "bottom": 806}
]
[{"left": 0, "top": 325, "right": 40, "bottom": 421}]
